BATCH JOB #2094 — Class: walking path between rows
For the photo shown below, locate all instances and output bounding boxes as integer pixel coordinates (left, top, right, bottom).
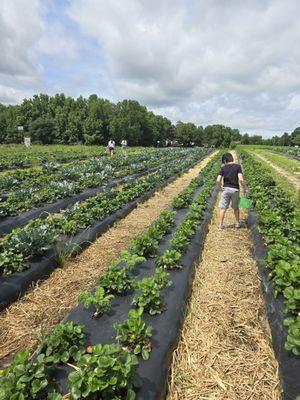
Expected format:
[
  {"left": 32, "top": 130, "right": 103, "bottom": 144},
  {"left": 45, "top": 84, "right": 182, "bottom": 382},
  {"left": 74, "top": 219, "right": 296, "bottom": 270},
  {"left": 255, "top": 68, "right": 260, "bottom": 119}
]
[
  {"left": 0, "top": 151, "right": 218, "bottom": 366},
  {"left": 254, "top": 152, "right": 300, "bottom": 191},
  {"left": 168, "top": 151, "right": 280, "bottom": 400}
]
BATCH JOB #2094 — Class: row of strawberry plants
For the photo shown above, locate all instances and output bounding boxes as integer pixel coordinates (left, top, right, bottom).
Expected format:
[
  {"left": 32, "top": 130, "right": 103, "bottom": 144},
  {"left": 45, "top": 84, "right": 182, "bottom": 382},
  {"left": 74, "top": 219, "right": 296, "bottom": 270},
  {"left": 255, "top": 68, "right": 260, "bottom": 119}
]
[
  {"left": 0, "top": 155, "right": 220, "bottom": 400},
  {"left": 80, "top": 160, "right": 217, "bottom": 318},
  {"left": 240, "top": 151, "right": 300, "bottom": 356},
  {"left": 0, "top": 151, "right": 209, "bottom": 276},
  {"left": 0, "top": 148, "right": 200, "bottom": 217}
]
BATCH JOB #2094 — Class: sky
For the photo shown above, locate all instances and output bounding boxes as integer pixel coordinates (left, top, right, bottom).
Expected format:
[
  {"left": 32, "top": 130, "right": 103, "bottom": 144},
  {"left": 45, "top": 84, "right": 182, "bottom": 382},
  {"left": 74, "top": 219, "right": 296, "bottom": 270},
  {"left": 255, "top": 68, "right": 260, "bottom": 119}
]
[{"left": 0, "top": 0, "right": 300, "bottom": 138}]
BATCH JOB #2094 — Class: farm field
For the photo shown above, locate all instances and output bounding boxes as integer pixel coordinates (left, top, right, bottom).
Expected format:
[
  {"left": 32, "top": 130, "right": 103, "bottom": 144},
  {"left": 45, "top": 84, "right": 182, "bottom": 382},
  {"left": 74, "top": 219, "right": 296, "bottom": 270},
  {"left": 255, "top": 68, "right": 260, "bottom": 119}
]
[
  {"left": 0, "top": 144, "right": 111, "bottom": 171},
  {"left": 0, "top": 147, "right": 199, "bottom": 221},
  {"left": 0, "top": 145, "right": 299, "bottom": 400},
  {"left": 266, "top": 146, "right": 300, "bottom": 159},
  {"left": 249, "top": 147, "right": 300, "bottom": 180},
  {"left": 0, "top": 146, "right": 211, "bottom": 307}
]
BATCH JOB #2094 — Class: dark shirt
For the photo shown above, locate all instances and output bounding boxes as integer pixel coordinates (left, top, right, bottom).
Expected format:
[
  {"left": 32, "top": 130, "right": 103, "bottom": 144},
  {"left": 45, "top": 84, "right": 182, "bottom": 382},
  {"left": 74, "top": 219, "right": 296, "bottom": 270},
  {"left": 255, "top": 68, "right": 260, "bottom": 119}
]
[{"left": 219, "top": 163, "right": 242, "bottom": 189}]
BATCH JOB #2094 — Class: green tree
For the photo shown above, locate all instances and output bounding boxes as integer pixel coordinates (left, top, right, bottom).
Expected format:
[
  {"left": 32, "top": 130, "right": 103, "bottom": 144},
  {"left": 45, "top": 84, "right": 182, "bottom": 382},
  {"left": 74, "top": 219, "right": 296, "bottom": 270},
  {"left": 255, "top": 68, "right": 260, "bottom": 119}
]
[
  {"left": 280, "top": 132, "right": 292, "bottom": 146},
  {"left": 147, "top": 113, "right": 172, "bottom": 145},
  {"left": 291, "top": 127, "right": 300, "bottom": 146},
  {"left": 241, "top": 133, "right": 250, "bottom": 144},
  {"left": 193, "top": 126, "right": 204, "bottom": 146},
  {"left": 174, "top": 121, "right": 198, "bottom": 146},
  {"left": 29, "top": 117, "right": 55, "bottom": 144},
  {"left": 203, "top": 125, "right": 225, "bottom": 147},
  {"left": 109, "top": 100, "right": 150, "bottom": 146},
  {"left": 292, "top": 133, "right": 300, "bottom": 146},
  {"left": 0, "top": 104, "right": 7, "bottom": 143},
  {"left": 65, "top": 111, "right": 84, "bottom": 144},
  {"left": 249, "top": 135, "right": 263, "bottom": 145}
]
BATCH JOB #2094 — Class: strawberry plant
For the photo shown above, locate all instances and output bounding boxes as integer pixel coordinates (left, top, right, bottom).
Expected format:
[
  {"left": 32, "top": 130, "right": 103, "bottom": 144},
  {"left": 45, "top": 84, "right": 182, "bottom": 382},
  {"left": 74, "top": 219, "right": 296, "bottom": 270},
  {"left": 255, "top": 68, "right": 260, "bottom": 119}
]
[
  {"left": 154, "top": 267, "right": 172, "bottom": 289},
  {"left": 119, "top": 250, "right": 146, "bottom": 271},
  {"left": 181, "top": 218, "right": 198, "bottom": 234},
  {"left": 132, "top": 276, "right": 164, "bottom": 315},
  {"left": 284, "top": 316, "right": 300, "bottom": 355},
  {"left": 172, "top": 190, "right": 193, "bottom": 209},
  {"left": 187, "top": 204, "right": 203, "bottom": 223},
  {"left": 67, "top": 343, "right": 140, "bottom": 400},
  {"left": 169, "top": 219, "right": 197, "bottom": 252},
  {"left": 153, "top": 210, "right": 175, "bottom": 234},
  {"left": 283, "top": 286, "right": 300, "bottom": 312},
  {"left": 37, "top": 322, "right": 85, "bottom": 363},
  {"left": 78, "top": 287, "right": 114, "bottom": 318},
  {"left": 271, "top": 261, "right": 300, "bottom": 292},
  {"left": 156, "top": 249, "right": 183, "bottom": 270},
  {"left": 114, "top": 308, "right": 153, "bottom": 360},
  {"left": 0, "top": 349, "right": 62, "bottom": 400},
  {"left": 130, "top": 232, "right": 159, "bottom": 257},
  {"left": 169, "top": 230, "right": 190, "bottom": 252},
  {"left": 266, "top": 243, "right": 298, "bottom": 270},
  {"left": 99, "top": 263, "right": 133, "bottom": 295},
  {"left": 0, "top": 250, "right": 27, "bottom": 274},
  {"left": 147, "top": 225, "right": 164, "bottom": 240}
]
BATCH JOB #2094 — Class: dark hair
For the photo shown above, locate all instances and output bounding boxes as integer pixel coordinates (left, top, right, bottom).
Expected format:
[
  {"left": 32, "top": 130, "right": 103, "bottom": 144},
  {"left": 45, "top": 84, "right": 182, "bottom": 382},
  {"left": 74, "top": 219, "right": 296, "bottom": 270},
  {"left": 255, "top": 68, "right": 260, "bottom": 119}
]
[{"left": 222, "top": 153, "right": 234, "bottom": 163}]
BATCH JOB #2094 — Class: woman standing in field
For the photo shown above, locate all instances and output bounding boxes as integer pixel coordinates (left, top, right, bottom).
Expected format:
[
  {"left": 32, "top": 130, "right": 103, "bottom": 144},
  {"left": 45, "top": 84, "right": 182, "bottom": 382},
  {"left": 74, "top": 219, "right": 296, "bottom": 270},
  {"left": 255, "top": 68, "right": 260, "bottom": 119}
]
[
  {"left": 107, "top": 139, "right": 115, "bottom": 158},
  {"left": 216, "top": 153, "right": 247, "bottom": 230}
]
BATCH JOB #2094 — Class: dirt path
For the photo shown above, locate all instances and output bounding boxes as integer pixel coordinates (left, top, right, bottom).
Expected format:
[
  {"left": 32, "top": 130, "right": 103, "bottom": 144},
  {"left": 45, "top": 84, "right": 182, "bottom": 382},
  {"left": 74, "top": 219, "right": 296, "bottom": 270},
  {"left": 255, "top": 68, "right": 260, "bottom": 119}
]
[
  {"left": 168, "top": 151, "right": 280, "bottom": 400},
  {"left": 0, "top": 151, "right": 218, "bottom": 365},
  {"left": 254, "top": 152, "right": 300, "bottom": 190}
]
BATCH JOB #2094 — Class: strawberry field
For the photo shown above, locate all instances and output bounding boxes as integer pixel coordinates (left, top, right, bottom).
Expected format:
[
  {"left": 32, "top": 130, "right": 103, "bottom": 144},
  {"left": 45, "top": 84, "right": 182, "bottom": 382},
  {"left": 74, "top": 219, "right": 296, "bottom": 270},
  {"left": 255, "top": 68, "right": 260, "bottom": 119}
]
[
  {"left": 0, "top": 146, "right": 299, "bottom": 400},
  {"left": 0, "top": 144, "right": 108, "bottom": 171}
]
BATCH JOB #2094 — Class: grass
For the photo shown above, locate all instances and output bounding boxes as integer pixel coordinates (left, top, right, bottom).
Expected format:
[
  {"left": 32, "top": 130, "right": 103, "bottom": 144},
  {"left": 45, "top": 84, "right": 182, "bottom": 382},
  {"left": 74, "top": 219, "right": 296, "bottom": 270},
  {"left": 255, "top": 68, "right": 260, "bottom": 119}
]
[{"left": 256, "top": 149, "right": 300, "bottom": 177}]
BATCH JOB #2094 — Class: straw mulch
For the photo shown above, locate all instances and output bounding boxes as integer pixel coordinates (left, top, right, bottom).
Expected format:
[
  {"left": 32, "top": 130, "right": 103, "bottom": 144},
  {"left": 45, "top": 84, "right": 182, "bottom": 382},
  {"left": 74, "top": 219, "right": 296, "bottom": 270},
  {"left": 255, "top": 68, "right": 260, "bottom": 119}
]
[
  {"left": 168, "top": 155, "right": 280, "bottom": 399},
  {"left": 0, "top": 151, "right": 217, "bottom": 366}
]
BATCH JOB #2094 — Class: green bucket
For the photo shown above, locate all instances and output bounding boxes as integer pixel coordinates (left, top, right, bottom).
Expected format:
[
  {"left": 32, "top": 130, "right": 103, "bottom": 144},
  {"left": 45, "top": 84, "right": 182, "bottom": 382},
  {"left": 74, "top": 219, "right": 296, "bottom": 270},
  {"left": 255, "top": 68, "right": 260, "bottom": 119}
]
[{"left": 238, "top": 197, "right": 253, "bottom": 209}]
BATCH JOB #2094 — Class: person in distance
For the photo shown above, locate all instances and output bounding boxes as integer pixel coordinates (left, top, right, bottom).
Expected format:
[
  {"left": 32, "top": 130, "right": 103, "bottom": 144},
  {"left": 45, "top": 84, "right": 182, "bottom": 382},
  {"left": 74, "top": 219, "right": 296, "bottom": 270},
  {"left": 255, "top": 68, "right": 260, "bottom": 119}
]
[
  {"left": 216, "top": 152, "right": 247, "bottom": 230},
  {"left": 107, "top": 139, "right": 115, "bottom": 158}
]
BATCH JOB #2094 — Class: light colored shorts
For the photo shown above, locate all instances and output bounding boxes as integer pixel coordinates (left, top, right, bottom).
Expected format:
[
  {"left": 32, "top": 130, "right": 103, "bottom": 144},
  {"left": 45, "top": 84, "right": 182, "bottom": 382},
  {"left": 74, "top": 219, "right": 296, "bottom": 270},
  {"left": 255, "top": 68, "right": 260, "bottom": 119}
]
[{"left": 219, "top": 187, "right": 240, "bottom": 210}]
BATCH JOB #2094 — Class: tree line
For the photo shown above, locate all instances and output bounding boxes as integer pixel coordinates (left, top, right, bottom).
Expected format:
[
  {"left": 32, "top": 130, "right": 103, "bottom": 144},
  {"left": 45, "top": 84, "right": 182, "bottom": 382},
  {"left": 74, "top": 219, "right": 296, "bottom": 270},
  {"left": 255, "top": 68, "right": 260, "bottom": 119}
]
[
  {"left": 0, "top": 93, "right": 299, "bottom": 147},
  {"left": 240, "top": 129, "right": 300, "bottom": 146}
]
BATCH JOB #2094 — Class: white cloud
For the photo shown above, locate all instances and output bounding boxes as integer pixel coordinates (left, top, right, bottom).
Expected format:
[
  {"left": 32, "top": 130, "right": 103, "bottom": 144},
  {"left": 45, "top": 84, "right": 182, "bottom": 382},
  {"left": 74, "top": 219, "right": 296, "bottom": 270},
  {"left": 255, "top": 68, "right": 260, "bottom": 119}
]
[
  {"left": 68, "top": 0, "right": 300, "bottom": 135},
  {"left": 287, "top": 94, "right": 300, "bottom": 111},
  {"left": 0, "top": 0, "right": 43, "bottom": 78},
  {"left": 0, "top": 84, "right": 26, "bottom": 104},
  {"left": 37, "top": 21, "right": 78, "bottom": 61},
  {"left": 0, "top": 0, "right": 299, "bottom": 136},
  {"left": 0, "top": 0, "right": 79, "bottom": 103}
]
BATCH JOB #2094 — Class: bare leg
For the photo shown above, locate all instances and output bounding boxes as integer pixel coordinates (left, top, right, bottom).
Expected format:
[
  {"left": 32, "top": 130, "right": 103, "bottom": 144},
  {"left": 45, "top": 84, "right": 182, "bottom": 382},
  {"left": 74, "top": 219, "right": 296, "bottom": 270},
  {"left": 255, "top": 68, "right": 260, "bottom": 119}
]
[
  {"left": 233, "top": 208, "right": 240, "bottom": 223},
  {"left": 219, "top": 209, "right": 226, "bottom": 226}
]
